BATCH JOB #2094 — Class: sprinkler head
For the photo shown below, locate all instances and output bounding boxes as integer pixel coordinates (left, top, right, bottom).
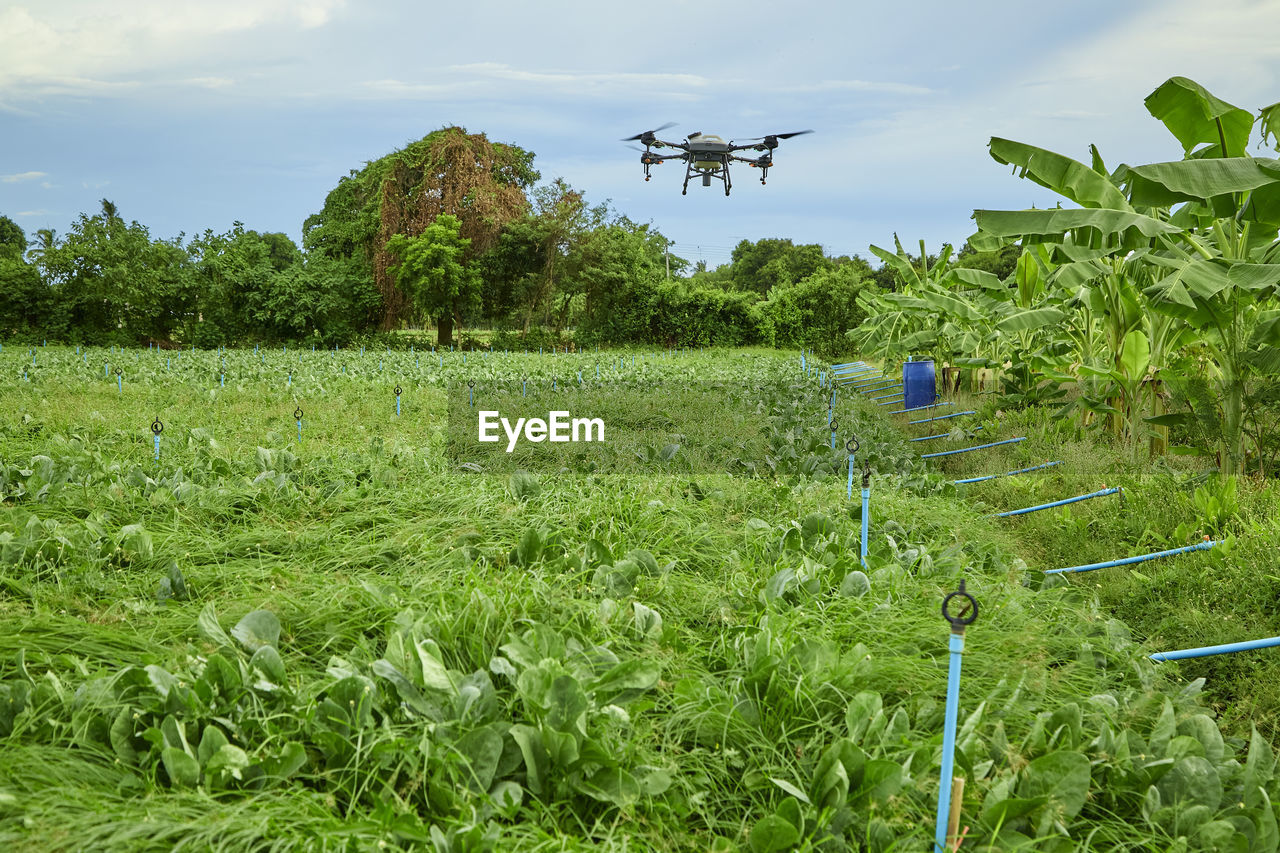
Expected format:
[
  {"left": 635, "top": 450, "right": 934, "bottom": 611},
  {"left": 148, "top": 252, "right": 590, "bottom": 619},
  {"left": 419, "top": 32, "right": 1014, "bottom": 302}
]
[
  {"left": 394, "top": 386, "right": 402, "bottom": 396},
  {"left": 942, "top": 578, "right": 979, "bottom": 629},
  {"left": 861, "top": 461, "right": 871, "bottom": 489},
  {"left": 115, "top": 368, "right": 122, "bottom": 376},
  {"left": 829, "top": 419, "right": 839, "bottom": 433},
  {"left": 294, "top": 407, "right": 304, "bottom": 420},
  {"left": 151, "top": 418, "right": 163, "bottom": 435},
  {"left": 846, "top": 437, "right": 859, "bottom": 454}
]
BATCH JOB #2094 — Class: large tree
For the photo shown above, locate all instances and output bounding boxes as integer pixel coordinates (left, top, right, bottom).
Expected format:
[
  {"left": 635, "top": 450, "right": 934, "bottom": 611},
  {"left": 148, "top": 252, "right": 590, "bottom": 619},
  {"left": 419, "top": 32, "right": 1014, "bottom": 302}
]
[
  {"left": 304, "top": 126, "right": 538, "bottom": 329},
  {"left": 385, "top": 214, "right": 480, "bottom": 346}
]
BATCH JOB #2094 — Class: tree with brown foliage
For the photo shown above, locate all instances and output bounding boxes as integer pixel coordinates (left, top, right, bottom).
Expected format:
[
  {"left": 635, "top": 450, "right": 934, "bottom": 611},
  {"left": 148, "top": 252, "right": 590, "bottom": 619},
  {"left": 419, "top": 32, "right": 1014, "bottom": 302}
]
[{"left": 304, "top": 126, "right": 538, "bottom": 331}]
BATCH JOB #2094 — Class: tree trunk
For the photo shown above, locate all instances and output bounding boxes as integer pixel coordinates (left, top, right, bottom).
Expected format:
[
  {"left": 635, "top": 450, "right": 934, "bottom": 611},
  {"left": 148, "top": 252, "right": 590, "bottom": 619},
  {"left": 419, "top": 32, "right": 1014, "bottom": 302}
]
[{"left": 437, "top": 311, "right": 454, "bottom": 348}]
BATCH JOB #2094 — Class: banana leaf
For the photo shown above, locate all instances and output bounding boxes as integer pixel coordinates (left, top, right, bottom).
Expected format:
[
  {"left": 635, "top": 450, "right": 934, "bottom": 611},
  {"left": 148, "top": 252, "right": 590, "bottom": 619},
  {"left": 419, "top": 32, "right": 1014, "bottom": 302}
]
[
  {"left": 988, "top": 138, "right": 1131, "bottom": 210},
  {"left": 1144, "top": 77, "right": 1253, "bottom": 158}
]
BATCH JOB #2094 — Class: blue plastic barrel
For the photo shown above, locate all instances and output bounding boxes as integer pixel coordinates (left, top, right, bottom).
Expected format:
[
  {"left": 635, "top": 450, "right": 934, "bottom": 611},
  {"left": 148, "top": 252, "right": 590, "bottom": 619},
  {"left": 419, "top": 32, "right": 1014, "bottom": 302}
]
[{"left": 903, "top": 359, "right": 936, "bottom": 410}]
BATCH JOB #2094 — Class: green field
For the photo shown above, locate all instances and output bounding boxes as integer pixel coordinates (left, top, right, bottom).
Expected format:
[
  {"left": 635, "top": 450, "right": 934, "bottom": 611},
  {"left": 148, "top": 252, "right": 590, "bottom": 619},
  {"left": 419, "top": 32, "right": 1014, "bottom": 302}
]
[{"left": 2, "top": 345, "right": 1279, "bottom": 851}]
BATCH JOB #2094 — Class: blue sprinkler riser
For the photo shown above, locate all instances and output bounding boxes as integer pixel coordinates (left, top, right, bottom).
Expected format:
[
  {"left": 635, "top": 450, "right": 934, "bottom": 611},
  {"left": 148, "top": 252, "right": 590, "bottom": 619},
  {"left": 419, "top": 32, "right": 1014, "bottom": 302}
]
[
  {"left": 1045, "top": 539, "right": 1221, "bottom": 575},
  {"left": 993, "top": 487, "right": 1121, "bottom": 518},
  {"left": 911, "top": 426, "right": 985, "bottom": 442},
  {"left": 933, "top": 631, "right": 966, "bottom": 853},
  {"left": 1150, "top": 635, "right": 1280, "bottom": 662},
  {"left": 921, "top": 437, "right": 1024, "bottom": 458},
  {"left": 889, "top": 402, "right": 956, "bottom": 415},
  {"left": 954, "top": 461, "right": 1062, "bottom": 484},
  {"left": 908, "top": 410, "right": 974, "bottom": 425}
]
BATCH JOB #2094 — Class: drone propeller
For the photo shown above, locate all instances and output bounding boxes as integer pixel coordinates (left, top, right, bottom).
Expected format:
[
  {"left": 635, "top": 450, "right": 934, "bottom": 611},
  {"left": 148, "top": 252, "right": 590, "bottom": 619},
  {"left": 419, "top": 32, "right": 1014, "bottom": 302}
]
[
  {"left": 621, "top": 122, "right": 677, "bottom": 145},
  {"left": 743, "top": 129, "right": 815, "bottom": 149}
]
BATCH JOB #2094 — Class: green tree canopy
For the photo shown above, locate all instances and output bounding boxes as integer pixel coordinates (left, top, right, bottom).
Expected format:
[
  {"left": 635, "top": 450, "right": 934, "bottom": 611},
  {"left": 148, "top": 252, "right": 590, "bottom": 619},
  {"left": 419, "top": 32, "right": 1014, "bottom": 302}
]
[
  {"left": 385, "top": 214, "right": 480, "bottom": 346},
  {"left": 304, "top": 126, "right": 539, "bottom": 329}
]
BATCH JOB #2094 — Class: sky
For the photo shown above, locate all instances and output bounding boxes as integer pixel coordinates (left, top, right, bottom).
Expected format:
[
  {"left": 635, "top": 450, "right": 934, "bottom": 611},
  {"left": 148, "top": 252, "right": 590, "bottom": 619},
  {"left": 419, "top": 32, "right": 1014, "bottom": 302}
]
[{"left": 2, "top": 0, "right": 1280, "bottom": 270}]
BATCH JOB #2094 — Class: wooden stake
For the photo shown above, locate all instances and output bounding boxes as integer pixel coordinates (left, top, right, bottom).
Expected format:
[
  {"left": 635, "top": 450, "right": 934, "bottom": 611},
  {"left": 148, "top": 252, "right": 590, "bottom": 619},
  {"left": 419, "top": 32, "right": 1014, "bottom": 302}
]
[{"left": 947, "top": 776, "right": 965, "bottom": 845}]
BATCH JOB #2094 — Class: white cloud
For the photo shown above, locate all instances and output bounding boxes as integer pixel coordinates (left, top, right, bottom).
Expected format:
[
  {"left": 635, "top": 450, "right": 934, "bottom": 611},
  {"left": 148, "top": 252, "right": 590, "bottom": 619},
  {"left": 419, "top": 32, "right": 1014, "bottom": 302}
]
[
  {"left": 1, "top": 171, "right": 48, "bottom": 183},
  {"left": 0, "top": 1, "right": 345, "bottom": 97}
]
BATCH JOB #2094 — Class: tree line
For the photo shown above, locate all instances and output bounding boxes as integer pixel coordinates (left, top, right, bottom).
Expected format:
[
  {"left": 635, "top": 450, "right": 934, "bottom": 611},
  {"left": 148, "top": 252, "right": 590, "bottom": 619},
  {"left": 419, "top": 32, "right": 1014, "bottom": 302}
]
[{"left": 0, "top": 125, "right": 1011, "bottom": 355}]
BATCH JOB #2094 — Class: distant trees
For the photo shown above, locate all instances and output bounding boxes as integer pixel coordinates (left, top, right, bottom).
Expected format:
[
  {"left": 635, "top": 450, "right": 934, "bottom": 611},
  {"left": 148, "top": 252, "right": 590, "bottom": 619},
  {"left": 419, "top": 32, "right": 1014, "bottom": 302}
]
[{"left": 0, "top": 127, "right": 900, "bottom": 353}]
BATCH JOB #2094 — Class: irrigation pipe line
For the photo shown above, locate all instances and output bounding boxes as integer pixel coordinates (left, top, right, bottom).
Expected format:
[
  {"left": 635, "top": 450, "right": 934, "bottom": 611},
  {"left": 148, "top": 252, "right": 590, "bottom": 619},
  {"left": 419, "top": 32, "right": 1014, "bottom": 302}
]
[
  {"left": 911, "top": 426, "right": 984, "bottom": 442},
  {"left": 1045, "top": 539, "right": 1221, "bottom": 575},
  {"left": 870, "top": 390, "right": 904, "bottom": 400},
  {"left": 888, "top": 402, "right": 956, "bottom": 415},
  {"left": 1150, "top": 635, "right": 1280, "bottom": 662},
  {"left": 908, "top": 410, "right": 974, "bottom": 425},
  {"left": 921, "top": 437, "right": 1025, "bottom": 459},
  {"left": 992, "top": 487, "right": 1121, "bottom": 518},
  {"left": 954, "top": 461, "right": 1061, "bottom": 484}
]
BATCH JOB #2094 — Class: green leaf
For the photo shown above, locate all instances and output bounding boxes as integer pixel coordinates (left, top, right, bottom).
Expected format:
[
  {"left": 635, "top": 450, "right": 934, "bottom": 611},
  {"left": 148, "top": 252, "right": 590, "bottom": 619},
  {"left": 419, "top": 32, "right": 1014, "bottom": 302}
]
[
  {"left": 988, "top": 137, "right": 1131, "bottom": 210},
  {"left": 839, "top": 570, "right": 870, "bottom": 598},
  {"left": 109, "top": 707, "right": 138, "bottom": 764},
  {"left": 591, "top": 659, "right": 660, "bottom": 703},
  {"left": 578, "top": 767, "right": 641, "bottom": 807},
  {"left": 204, "top": 743, "right": 250, "bottom": 782},
  {"left": 249, "top": 645, "right": 286, "bottom": 686},
  {"left": 509, "top": 724, "right": 546, "bottom": 796},
  {"left": 1144, "top": 77, "right": 1253, "bottom": 157},
  {"left": 196, "top": 725, "right": 229, "bottom": 766},
  {"left": 161, "top": 747, "right": 201, "bottom": 787},
  {"left": 1157, "top": 756, "right": 1222, "bottom": 809},
  {"left": 974, "top": 208, "right": 1180, "bottom": 242},
  {"left": 1017, "top": 750, "right": 1091, "bottom": 820},
  {"left": 260, "top": 742, "right": 307, "bottom": 780},
  {"left": 995, "top": 307, "right": 1067, "bottom": 334},
  {"left": 770, "top": 776, "right": 811, "bottom": 805},
  {"left": 1123, "top": 158, "right": 1280, "bottom": 206},
  {"left": 749, "top": 814, "right": 800, "bottom": 853},
  {"left": 454, "top": 726, "right": 504, "bottom": 791},
  {"left": 231, "top": 610, "right": 280, "bottom": 652},
  {"left": 1118, "top": 329, "right": 1150, "bottom": 382},
  {"left": 197, "top": 604, "right": 233, "bottom": 648},
  {"left": 507, "top": 469, "right": 540, "bottom": 501}
]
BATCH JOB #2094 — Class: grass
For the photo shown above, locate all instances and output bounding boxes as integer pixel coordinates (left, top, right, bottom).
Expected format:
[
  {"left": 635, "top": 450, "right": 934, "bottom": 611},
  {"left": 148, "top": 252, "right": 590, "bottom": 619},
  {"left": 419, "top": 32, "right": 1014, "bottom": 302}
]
[{"left": 0, "top": 345, "right": 1277, "bottom": 850}]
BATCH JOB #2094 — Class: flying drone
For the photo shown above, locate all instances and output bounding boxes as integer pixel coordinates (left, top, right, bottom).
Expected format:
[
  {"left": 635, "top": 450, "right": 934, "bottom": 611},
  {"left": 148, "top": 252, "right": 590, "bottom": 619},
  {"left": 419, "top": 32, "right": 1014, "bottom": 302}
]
[{"left": 622, "top": 123, "right": 813, "bottom": 196}]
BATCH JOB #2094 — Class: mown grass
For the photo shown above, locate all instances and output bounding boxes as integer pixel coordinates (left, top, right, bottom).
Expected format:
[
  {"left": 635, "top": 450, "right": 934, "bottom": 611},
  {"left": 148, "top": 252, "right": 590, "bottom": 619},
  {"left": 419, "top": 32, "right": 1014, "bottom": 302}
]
[{"left": 0, "top": 347, "right": 1277, "bottom": 850}]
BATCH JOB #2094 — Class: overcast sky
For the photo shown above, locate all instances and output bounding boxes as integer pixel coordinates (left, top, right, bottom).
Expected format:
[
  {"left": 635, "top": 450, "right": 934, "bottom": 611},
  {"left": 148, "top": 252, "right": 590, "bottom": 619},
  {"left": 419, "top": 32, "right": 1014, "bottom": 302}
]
[{"left": 3, "top": 0, "right": 1279, "bottom": 269}]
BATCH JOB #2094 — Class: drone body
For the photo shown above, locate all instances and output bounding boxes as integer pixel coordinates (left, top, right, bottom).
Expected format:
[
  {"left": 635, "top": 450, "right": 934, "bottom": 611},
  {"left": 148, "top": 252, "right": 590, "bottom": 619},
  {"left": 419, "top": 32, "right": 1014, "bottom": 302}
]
[{"left": 622, "top": 124, "right": 812, "bottom": 196}]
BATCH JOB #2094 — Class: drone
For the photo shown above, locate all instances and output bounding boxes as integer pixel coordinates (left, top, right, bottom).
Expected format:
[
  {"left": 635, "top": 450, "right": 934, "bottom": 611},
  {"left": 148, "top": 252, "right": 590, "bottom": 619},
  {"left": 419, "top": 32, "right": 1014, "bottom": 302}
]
[{"left": 622, "top": 123, "right": 812, "bottom": 196}]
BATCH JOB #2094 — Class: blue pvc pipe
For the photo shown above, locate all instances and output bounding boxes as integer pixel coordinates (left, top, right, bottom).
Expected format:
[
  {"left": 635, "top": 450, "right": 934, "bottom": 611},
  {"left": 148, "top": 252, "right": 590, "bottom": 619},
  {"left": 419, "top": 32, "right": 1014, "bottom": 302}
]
[
  {"left": 911, "top": 426, "right": 984, "bottom": 442},
  {"left": 908, "top": 410, "right": 975, "bottom": 425},
  {"left": 1045, "top": 539, "right": 1221, "bottom": 575},
  {"left": 847, "top": 455, "right": 855, "bottom": 500},
  {"left": 860, "top": 487, "right": 870, "bottom": 567},
  {"left": 934, "top": 632, "right": 965, "bottom": 852},
  {"left": 153, "top": 435, "right": 160, "bottom": 460},
  {"left": 871, "top": 391, "right": 904, "bottom": 400},
  {"left": 994, "top": 487, "right": 1121, "bottom": 518},
  {"left": 877, "top": 397, "right": 906, "bottom": 406},
  {"left": 954, "top": 461, "right": 1062, "bottom": 484},
  {"left": 1150, "top": 635, "right": 1280, "bottom": 662},
  {"left": 921, "top": 437, "right": 1025, "bottom": 458},
  {"left": 889, "top": 402, "right": 956, "bottom": 415}
]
